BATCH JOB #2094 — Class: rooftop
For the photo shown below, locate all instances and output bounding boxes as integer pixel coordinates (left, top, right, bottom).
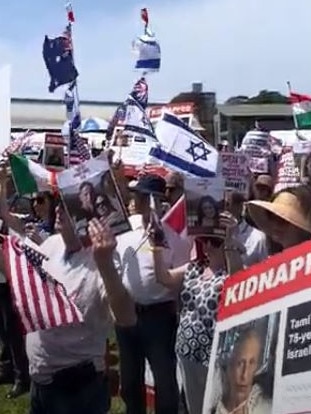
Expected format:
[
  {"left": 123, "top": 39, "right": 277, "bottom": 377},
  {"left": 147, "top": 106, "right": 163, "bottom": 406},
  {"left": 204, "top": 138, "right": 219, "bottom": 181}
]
[{"left": 217, "top": 103, "right": 292, "bottom": 117}]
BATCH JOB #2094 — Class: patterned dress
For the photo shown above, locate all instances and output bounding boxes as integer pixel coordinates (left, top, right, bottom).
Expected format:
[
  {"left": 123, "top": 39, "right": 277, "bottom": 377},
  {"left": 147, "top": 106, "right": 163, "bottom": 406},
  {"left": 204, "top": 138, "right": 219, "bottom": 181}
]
[{"left": 176, "top": 260, "right": 227, "bottom": 367}]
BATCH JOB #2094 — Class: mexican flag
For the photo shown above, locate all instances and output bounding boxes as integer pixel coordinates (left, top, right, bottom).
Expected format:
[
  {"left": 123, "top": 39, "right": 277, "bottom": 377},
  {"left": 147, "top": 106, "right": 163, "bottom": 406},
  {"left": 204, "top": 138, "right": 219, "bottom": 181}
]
[
  {"left": 290, "top": 92, "right": 311, "bottom": 129},
  {"left": 9, "top": 154, "right": 56, "bottom": 195}
]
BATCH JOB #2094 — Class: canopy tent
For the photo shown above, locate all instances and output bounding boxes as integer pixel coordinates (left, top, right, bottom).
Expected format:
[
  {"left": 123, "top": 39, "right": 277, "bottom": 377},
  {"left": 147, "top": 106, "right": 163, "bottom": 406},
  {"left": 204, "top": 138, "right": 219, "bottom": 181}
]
[
  {"left": 61, "top": 117, "right": 109, "bottom": 135},
  {"left": 269, "top": 130, "right": 311, "bottom": 146}
]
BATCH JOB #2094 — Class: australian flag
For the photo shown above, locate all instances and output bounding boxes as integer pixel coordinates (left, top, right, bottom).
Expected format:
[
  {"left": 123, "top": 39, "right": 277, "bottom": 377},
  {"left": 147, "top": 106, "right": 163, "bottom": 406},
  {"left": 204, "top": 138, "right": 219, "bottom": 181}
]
[{"left": 43, "top": 25, "right": 78, "bottom": 93}]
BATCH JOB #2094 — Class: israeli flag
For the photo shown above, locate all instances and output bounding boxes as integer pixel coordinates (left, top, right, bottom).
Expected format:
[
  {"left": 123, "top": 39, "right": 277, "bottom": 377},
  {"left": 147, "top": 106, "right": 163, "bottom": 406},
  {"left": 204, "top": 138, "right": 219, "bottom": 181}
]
[
  {"left": 133, "top": 29, "right": 161, "bottom": 73},
  {"left": 149, "top": 113, "right": 219, "bottom": 177},
  {"left": 124, "top": 96, "right": 157, "bottom": 142}
]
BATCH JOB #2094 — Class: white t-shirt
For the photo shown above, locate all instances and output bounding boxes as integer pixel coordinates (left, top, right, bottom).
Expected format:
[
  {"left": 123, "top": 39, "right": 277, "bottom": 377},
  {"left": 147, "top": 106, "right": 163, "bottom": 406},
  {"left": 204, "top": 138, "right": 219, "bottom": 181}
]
[
  {"left": 235, "top": 220, "right": 268, "bottom": 267},
  {"left": 26, "top": 234, "right": 111, "bottom": 384},
  {"left": 114, "top": 214, "right": 190, "bottom": 305}
]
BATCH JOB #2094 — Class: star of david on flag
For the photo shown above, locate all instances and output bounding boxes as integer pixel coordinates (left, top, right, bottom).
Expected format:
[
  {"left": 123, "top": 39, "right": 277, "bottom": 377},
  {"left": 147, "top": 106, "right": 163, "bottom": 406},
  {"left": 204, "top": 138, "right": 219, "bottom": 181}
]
[
  {"left": 149, "top": 112, "right": 219, "bottom": 177},
  {"left": 186, "top": 141, "right": 211, "bottom": 162}
]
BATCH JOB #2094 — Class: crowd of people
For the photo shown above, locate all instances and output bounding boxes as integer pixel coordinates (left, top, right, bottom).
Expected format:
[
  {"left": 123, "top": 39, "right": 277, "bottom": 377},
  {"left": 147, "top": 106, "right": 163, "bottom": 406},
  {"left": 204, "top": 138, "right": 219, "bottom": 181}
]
[{"left": 0, "top": 150, "right": 310, "bottom": 414}]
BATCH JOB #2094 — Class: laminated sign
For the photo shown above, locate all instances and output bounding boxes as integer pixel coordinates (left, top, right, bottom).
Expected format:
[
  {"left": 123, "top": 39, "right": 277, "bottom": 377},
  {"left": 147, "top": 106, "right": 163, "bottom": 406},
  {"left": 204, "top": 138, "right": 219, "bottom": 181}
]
[{"left": 202, "top": 240, "right": 311, "bottom": 413}]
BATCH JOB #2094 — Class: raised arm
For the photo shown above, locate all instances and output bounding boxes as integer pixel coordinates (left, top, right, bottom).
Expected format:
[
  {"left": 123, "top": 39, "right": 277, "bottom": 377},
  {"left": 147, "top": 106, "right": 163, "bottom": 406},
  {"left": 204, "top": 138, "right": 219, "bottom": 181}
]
[
  {"left": 0, "top": 167, "right": 24, "bottom": 236},
  {"left": 151, "top": 247, "right": 187, "bottom": 291},
  {"left": 88, "top": 218, "right": 136, "bottom": 327}
]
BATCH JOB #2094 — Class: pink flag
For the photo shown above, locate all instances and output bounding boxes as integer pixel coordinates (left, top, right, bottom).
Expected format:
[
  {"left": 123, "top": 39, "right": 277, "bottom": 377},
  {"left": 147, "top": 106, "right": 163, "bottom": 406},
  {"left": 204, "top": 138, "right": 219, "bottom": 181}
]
[{"left": 3, "top": 236, "right": 83, "bottom": 334}]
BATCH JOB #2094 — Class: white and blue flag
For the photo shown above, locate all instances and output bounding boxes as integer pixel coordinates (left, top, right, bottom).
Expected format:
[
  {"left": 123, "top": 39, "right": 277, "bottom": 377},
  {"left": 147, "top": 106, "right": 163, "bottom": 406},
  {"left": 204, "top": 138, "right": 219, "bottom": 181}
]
[{"left": 149, "top": 112, "right": 219, "bottom": 177}]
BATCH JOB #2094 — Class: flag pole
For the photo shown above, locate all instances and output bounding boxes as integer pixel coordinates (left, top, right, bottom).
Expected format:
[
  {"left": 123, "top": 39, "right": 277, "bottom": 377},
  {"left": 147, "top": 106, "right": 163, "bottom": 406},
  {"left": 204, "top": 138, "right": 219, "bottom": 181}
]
[
  {"left": 65, "top": 2, "right": 80, "bottom": 107},
  {"left": 65, "top": 1, "right": 84, "bottom": 165},
  {"left": 287, "top": 80, "right": 299, "bottom": 130}
]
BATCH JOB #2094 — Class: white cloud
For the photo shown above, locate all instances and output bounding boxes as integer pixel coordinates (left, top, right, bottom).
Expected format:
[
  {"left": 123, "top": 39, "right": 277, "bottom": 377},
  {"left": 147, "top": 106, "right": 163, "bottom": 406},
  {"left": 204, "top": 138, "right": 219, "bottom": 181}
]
[{"left": 3, "top": 0, "right": 311, "bottom": 103}]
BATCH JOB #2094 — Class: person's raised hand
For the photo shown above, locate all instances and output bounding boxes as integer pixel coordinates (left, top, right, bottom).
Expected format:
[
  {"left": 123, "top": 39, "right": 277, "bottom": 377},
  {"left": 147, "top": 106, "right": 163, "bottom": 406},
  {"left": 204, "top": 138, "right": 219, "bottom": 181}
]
[
  {"left": 88, "top": 218, "right": 117, "bottom": 263},
  {"left": 25, "top": 223, "right": 44, "bottom": 245}
]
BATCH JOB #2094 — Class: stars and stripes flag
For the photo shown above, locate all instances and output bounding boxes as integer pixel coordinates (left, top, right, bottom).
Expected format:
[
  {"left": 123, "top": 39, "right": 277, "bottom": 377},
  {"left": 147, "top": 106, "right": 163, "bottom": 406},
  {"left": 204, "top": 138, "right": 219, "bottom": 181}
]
[
  {"left": 130, "top": 77, "right": 148, "bottom": 110},
  {"left": 2, "top": 130, "right": 34, "bottom": 158},
  {"left": 69, "top": 132, "right": 90, "bottom": 165},
  {"left": 3, "top": 236, "right": 83, "bottom": 333}
]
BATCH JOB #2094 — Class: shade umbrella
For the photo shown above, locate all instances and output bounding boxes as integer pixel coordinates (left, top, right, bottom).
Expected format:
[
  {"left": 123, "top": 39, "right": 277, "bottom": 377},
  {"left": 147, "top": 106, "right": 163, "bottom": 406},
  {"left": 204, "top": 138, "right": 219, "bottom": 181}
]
[
  {"left": 81, "top": 117, "right": 109, "bottom": 133},
  {"left": 61, "top": 117, "right": 109, "bottom": 136}
]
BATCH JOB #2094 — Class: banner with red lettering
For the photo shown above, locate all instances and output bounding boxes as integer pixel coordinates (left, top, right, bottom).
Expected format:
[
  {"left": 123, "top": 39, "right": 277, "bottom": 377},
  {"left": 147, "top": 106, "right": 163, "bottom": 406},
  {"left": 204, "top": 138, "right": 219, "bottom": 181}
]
[{"left": 202, "top": 240, "right": 311, "bottom": 413}]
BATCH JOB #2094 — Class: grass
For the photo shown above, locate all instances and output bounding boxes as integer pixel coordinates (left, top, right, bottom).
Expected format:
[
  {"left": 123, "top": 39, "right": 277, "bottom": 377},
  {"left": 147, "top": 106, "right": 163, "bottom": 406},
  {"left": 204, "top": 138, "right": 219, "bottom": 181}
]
[{"left": 0, "top": 385, "right": 125, "bottom": 414}]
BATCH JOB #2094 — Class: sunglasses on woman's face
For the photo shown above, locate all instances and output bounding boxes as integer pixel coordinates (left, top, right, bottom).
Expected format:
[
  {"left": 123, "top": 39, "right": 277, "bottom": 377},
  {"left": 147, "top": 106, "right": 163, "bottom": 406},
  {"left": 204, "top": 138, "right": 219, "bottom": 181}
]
[
  {"left": 32, "top": 196, "right": 45, "bottom": 205},
  {"left": 197, "top": 237, "right": 224, "bottom": 248}
]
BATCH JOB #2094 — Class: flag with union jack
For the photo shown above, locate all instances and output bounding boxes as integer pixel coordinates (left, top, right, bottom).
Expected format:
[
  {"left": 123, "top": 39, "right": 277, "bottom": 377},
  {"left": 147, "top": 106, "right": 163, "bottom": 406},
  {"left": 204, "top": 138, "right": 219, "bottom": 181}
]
[{"left": 3, "top": 236, "right": 83, "bottom": 333}]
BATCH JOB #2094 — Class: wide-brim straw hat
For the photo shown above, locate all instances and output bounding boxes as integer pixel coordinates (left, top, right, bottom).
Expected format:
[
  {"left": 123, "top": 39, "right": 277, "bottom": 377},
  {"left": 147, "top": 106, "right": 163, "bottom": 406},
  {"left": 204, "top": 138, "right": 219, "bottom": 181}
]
[{"left": 247, "top": 191, "right": 311, "bottom": 235}]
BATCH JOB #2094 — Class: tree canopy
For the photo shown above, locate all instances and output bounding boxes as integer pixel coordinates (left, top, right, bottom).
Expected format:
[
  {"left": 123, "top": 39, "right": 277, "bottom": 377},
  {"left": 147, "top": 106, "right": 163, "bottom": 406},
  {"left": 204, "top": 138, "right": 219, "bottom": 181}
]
[{"left": 225, "top": 90, "right": 289, "bottom": 105}]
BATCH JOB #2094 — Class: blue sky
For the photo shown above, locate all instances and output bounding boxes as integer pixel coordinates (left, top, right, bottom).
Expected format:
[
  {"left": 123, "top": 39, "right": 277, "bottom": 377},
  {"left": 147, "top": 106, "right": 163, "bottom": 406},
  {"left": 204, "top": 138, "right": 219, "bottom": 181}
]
[{"left": 1, "top": 0, "right": 311, "bottom": 103}]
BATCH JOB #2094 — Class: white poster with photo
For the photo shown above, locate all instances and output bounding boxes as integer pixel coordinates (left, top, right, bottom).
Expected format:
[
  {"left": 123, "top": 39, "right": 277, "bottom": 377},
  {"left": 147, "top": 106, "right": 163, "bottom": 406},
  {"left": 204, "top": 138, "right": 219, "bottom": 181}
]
[
  {"left": 57, "top": 157, "right": 130, "bottom": 246},
  {"left": 43, "top": 134, "right": 66, "bottom": 169},
  {"left": 248, "top": 156, "right": 269, "bottom": 174},
  {"left": 184, "top": 176, "right": 225, "bottom": 237},
  {"left": 221, "top": 152, "right": 249, "bottom": 196},
  {"left": 202, "top": 240, "right": 311, "bottom": 414}
]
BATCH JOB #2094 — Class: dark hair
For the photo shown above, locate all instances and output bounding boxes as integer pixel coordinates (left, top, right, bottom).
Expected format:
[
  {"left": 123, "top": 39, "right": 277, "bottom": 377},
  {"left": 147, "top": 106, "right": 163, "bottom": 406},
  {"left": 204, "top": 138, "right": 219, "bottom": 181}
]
[
  {"left": 302, "top": 153, "right": 311, "bottom": 179},
  {"left": 96, "top": 194, "right": 116, "bottom": 213},
  {"left": 31, "top": 192, "right": 57, "bottom": 234},
  {"left": 197, "top": 195, "right": 219, "bottom": 225},
  {"left": 79, "top": 181, "right": 96, "bottom": 203}
]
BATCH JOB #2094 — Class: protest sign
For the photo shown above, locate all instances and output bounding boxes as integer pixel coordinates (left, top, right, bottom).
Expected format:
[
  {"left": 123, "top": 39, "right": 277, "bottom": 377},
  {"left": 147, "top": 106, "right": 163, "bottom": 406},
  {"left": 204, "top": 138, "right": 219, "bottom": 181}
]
[
  {"left": 147, "top": 102, "right": 194, "bottom": 128},
  {"left": 274, "top": 148, "right": 300, "bottom": 193},
  {"left": 57, "top": 157, "right": 130, "bottom": 246},
  {"left": 184, "top": 176, "right": 225, "bottom": 237},
  {"left": 221, "top": 152, "right": 249, "bottom": 196},
  {"left": 43, "top": 134, "right": 66, "bottom": 169},
  {"left": 202, "top": 240, "right": 311, "bottom": 414}
]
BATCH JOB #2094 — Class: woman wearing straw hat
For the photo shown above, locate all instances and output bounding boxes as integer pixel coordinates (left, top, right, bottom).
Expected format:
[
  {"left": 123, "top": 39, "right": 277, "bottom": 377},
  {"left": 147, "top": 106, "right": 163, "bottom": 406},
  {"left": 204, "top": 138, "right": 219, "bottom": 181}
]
[
  {"left": 150, "top": 212, "right": 244, "bottom": 414},
  {"left": 247, "top": 185, "right": 311, "bottom": 250}
]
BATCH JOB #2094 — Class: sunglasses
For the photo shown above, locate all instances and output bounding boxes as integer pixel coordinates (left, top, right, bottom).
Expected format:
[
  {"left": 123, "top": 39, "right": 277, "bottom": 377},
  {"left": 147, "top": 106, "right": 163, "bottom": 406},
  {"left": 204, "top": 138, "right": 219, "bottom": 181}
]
[
  {"left": 166, "top": 186, "right": 176, "bottom": 193},
  {"left": 32, "top": 196, "right": 45, "bottom": 205},
  {"left": 197, "top": 237, "right": 224, "bottom": 248}
]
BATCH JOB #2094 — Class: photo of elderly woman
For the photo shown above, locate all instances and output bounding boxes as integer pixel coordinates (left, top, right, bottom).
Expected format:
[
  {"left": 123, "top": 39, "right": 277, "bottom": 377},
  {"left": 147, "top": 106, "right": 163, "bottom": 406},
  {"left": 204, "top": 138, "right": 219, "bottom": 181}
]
[{"left": 207, "top": 313, "right": 280, "bottom": 414}]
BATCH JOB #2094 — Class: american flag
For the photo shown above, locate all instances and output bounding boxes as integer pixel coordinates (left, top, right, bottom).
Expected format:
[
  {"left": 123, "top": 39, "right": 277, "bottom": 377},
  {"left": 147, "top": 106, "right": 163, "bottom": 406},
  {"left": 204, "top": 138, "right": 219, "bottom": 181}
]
[
  {"left": 3, "top": 236, "right": 83, "bottom": 333},
  {"left": 106, "top": 103, "right": 127, "bottom": 140},
  {"left": 69, "top": 131, "right": 90, "bottom": 165},
  {"left": 130, "top": 77, "right": 148, "bottom": 110},
  {"left": 2, "top": 130, "right": 34, "bottom": 158}
]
